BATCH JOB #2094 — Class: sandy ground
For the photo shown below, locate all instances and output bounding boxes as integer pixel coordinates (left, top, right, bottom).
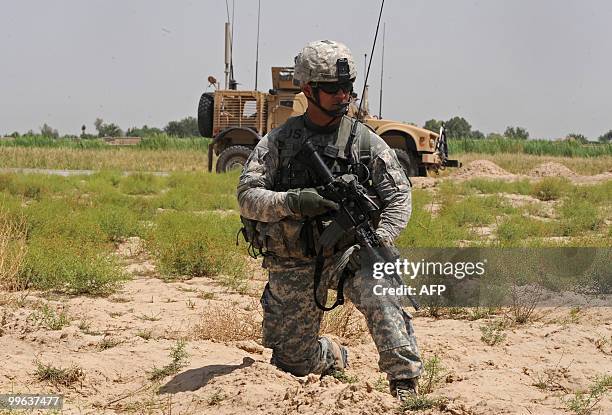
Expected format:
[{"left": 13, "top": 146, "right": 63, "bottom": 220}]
[
  {"left": 1, "top": 240, "right": 610, "bottom": 415},
  {"left": 411, "top": 160, "right": 612, "bottom": 188},
  {"left": 1, "top": 160, "right": 611, "bottom": 414}
]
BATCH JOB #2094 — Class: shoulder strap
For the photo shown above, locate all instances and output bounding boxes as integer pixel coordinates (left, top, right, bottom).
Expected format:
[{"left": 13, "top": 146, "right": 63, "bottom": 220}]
[{"left": 358, "top": 124, "right": 371, "bottom": 164}]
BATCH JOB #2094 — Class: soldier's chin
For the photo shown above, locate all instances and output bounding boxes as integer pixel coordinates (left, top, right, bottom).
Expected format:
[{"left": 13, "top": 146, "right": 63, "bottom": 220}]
[{"left": 329, "top": 103, "right": 349, "bottom": 117}]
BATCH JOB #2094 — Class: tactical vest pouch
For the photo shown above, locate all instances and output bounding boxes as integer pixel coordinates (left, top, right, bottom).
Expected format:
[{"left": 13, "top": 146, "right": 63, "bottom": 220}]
[{"left": 239, "top": 216, "right": 313, "bottom": 260}]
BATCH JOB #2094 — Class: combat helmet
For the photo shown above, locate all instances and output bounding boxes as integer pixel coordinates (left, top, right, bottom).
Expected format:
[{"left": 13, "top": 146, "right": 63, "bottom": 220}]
[
  {"left": 294, "top": 40, "right": 357, "bottom": 118},
  {"left": 294, "top": 40, "right": 357, "bottom": 85}
]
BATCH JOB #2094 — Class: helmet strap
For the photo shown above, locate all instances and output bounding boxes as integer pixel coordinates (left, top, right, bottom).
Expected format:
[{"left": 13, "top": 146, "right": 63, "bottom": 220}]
[{"left": 306, "top": 88, "right": 349, "bottom": 122}]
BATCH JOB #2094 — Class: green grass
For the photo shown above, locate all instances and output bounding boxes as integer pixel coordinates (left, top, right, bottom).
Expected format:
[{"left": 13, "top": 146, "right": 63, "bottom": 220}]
[
  {"left": 118, "top": 172, "right": 164, "bottom": 195},
  {"left": 496, "top": 215, "right": 559, "bottom": 244},
  {"left": 0, "top": 134, "right": 210, "bottom": 151},
  {"left": 463, "top": 178, "right": 533, "bottom": 195},
  {"left": 449, "top": 138, "right": 612, "bottom": 157},
  {"left": 148, "top": 210, "right": 246, "bottom": 290},
  {"left": 154, "top": 171, "right": 239, "bottom": 211},
  {"left": 23, "top": 238, "right": 127, "bottom": 295}
]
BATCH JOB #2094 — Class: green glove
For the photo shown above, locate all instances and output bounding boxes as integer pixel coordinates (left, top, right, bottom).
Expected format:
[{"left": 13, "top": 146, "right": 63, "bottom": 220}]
[{"left": 286, "top": 188, "right": 339, "bottom": 217}]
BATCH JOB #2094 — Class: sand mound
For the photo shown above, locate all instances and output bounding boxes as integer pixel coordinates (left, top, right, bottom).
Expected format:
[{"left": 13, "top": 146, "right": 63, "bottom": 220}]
[
  {"left": 454, "top": 160, "right": 513, "bottom": 179},
  {"left": 529, "top": 162, "right": 578, "bottom": 177}
]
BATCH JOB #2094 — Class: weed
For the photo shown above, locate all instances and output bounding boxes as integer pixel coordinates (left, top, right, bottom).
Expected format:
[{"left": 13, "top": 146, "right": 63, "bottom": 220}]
[
  {"left": 34, "top": 361, "right": 84, "bottom": 387},
  {"left": 531, "top": 358, "right": 571, "bottom": 393},
  {"left": 0, "top": 210, "right": 28, "bottom": 291},
  {"left": 480, "top": 320, "right": 507, "bottom": 346},
  {"left": 136, "top": 329, "right": 152, "bottom": 340},
  {"left": 207, "top": 388, "right": 226, "bottom": 406},
  {"left": 149, "top": 211, "right": 246, "bottom": 290},
  {"left": 400, "top": 395, "right": 447, "bottom": 412},
  {"left": 193, "top": 306, "right": 260, "bottom": 342},
  {"left": 373, "top": 375, "right": 389, "bottom": 393},
  {"left": 78, "top": 319, "right": 91, "bottom": 331},
  {"left": 329, "top": 370, "right": 358, "bottom": 384},
  {"left": 98, "top": 336, "right": 122, "bottom": 350},
  {"left": 137, "top": 312, "right": 161, "bottom": 322},
  {"left": 509, "top": 284, "right": 543, "bottom": 324},
  {"left": 108, "top": 296, "right": 131, "bottom": 303},
  {"left": 565, "top": 375, "right": 612, "bottom": 415},
  {"left": 22, "top": 237, "right": 127, "bottom": 295},
  {"left": 149, "top": 339, "right": 190, "bottom": 382},
  {"left": 30, "top": 304, "right": 70, "bottom": 330},
  {"left": 109, "top": 311, "right": 124, "bottom": 318},
  {"left": 419, "top": 355, "right": 447, "bottom": 395},
  {"left": 568, "top": 306, "right": 581, "bottom": 323},
  {"left": 186, "top": 299, "right": 196, "bottom": 309},
  {"left": 119, "top": 172, "right": 163, "bottom": 196},
  {"left": 197, "top": 291, "right": 215, "bottom": 300},
  {"left": 558, "top": 199, "right": 602, "bottom": 236},
  {"left": 531, "top": 177, "right": 569, "bottom": 201},
  {"left": 321, "top": 302, "right": 368, "bottom": 341}
]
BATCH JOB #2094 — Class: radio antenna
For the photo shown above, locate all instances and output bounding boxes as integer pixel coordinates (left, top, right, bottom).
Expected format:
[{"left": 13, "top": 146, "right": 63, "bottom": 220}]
[{"left": 345, "top": 0, "right": 385, "bottom": 163}]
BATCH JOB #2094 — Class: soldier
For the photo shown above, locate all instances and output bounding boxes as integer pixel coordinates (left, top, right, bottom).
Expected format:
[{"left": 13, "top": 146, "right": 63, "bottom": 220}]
[{"left": 237, "top": 40, "right": 421, "bottom": 400}]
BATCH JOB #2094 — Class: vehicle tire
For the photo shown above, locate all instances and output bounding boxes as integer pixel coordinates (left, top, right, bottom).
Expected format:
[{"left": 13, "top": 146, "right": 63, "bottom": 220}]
[
  {"left": 197, "top": 93, "right": 214, "bottom": 137},
  {"left": 216, "top": 145, "right": 253, "bottom": 173},
  {"left": 394, "top": 148, "right": 421, "bottom": 177}
]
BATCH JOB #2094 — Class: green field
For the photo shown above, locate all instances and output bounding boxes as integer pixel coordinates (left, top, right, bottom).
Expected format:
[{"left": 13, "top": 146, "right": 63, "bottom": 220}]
[{"left": 1, "top": 145, "right": 610, "bottom": 296}]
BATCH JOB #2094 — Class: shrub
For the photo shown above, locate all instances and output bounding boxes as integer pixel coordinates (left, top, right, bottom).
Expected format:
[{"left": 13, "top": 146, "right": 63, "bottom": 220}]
[
  {"left": 558, "top": 199, "right": 602, "bottom": 236},
  {"left": 22, "top": 238, "right": 127, "bottom": 295},
  {"left": 148, "top": 211, "right": 245, "bottom": 288},
  {"left": 531, "top": 177, "right": 570, "bottom": 201}
]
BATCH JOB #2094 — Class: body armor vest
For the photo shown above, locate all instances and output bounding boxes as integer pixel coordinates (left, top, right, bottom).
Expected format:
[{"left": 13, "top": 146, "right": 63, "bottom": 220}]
[{"left": 273, "top": 115, "right": 372, "bottom": 191}]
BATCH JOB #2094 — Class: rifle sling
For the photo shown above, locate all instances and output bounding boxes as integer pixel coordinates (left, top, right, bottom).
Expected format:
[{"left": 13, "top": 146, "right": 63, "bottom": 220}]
[{"left": 313, "top": 218, "right": 347, "bottom": 311}]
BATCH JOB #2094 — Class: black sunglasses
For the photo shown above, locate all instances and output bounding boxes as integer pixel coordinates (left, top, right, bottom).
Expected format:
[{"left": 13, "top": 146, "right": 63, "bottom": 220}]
[{"left": 312, "top": 81, "right": 354, "bottom": 95}]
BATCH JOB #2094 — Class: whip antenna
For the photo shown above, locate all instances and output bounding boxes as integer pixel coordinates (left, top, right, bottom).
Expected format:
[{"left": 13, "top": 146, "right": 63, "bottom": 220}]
[{"left": 346, "top": 0, "right": 385, "bottom": 163}]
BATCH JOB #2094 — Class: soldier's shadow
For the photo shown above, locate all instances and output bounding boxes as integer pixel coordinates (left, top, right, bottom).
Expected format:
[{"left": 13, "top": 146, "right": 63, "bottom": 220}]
[{"left": 159, "top": 357, "right": 256, "bottom": 394}]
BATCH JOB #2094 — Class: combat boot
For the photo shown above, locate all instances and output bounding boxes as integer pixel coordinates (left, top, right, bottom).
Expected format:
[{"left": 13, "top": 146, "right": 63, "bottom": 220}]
[
  {"left": 320, "top": 336, "right": 349, "bottom": 375},
  {"left": 389, "top": 377, "right": 419, "bottom": 402}
]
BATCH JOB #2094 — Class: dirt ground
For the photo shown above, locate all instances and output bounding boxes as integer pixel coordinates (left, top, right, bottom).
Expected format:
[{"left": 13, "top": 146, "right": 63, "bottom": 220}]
[{"left": 1, "top": 161, "right": 610, "bottom": 414}]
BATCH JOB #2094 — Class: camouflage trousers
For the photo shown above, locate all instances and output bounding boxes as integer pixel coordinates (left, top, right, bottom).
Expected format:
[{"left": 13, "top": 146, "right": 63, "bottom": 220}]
[{"left": 260, "top": 258, "right": 422, "bottom": 381}]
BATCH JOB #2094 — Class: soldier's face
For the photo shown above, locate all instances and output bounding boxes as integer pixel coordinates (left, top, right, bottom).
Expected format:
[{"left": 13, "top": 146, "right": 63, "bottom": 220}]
[{"left": 304, "top": 83, "right": 352, "bottom": 112}]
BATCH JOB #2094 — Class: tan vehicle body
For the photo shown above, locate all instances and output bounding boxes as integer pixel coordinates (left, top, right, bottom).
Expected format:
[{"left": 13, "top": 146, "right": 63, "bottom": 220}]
[{"left": 199, "top": 67, "right": 458, "bottom": 176}]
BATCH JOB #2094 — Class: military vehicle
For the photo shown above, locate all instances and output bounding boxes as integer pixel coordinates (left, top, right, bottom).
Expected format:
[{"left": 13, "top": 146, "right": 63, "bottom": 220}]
[{"left": 198, "top": 66, "right": 460, "bottom": 176}]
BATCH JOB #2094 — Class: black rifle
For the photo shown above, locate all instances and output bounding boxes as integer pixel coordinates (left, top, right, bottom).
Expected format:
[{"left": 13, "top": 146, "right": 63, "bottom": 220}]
[{"left": 297, "top": 141, "right": 420, "bottom": 311}]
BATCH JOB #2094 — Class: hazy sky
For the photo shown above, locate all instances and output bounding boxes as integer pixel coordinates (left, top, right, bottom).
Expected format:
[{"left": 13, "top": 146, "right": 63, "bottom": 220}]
[{"left": 1, "top": 0, "right": 611, "bottom": 139}]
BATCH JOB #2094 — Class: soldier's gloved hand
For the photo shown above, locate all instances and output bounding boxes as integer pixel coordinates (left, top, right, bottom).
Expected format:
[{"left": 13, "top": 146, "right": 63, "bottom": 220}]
[{"left": 286, "top": 188, "right": 339, "bottom": 217}]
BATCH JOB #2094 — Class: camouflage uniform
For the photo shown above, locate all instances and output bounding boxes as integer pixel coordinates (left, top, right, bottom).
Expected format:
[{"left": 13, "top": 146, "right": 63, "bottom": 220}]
[{"left": 237, "top": 114, "right": 422, "bottom": 382}]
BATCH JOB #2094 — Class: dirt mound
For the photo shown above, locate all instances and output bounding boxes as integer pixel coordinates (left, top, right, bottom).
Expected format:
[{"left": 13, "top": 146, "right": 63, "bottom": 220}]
[
  {"left": 529, "top": 162, "right": 578, "bottom": 177},
  {"left": 453, "top": 160, "right": 514, "bottom": 179}
]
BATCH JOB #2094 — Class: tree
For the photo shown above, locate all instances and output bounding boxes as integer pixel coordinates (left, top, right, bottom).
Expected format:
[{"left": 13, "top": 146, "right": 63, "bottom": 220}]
[
  {"left": 164, "top": 116, "right": 199, "bottom": 137},
  {"left": 40, "top": 123, "right": 59, "bottom": 139},
  {"left": 598, "top": 130, "right": 612, "bottom": 143},
  {"left": 126, "top": 125, "right": 163, "bottom": 137},
  {"left": 470, "top": 130, "right": 485, "bottom": 140},
  {"left": 504, "top": 126, "right": 529, "bottom": 140},
  {"left": 423, "top": 119, "right": 443, "bottom": 134},
  {"left": 444, "top": 116, "right": 472, "bottom": 139},
  {"left": 566, "top": 133, "right": 588, "bottom": 143},
  {"left": 486, "top": 132, "right": 505, "bottom": 140},
  {"left": 94, "top": 118, "right": 124, "bottom": 137}
]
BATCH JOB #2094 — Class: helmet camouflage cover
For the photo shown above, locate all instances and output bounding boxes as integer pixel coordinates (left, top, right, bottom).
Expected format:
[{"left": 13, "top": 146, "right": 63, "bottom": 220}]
[{"left": 294, "top": 40, "right": 357, "bottom": 85}]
